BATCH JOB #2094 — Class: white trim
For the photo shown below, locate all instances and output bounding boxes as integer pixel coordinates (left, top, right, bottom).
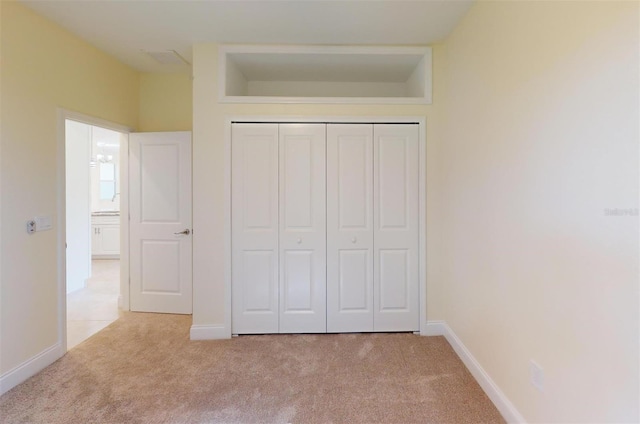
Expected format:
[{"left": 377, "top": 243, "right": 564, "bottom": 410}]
[
  {"left": 222, "top": 96, "right": 430, "bottom": 105},
  {"left": 419, "top": 118, "right": 428, "bottom": 336},
  {"left": 190, "top": 325, "right": 229, "bottom": 340},
  {"left": 218, "top": 115, "right": 427, "bottom": 339},
  {"left": 223, "top": 120, "right": 233, "bottom": 339},
  {"left": 0, "top": 343, "right": 63, "bottom": 395},
  {"left": 221, "top": 44, "right": 431, "bottom": 56},
  {"left": 56, "top": 109, "right": 68, "bottom": 353},
  {"left": 438, "top": 322, "right": 527, "bottom": 424},
  {"left": 227, "top": 116, "right": 424, "bottom": 124},
  {"left": 57, "top": 108, "right": 132, "bottom": 354},
  {"left": 119, "top": 132, "right": 130, "bottom": 312},
  {"left": 423, "top": 320, "right": 447, "bottom": 336}
]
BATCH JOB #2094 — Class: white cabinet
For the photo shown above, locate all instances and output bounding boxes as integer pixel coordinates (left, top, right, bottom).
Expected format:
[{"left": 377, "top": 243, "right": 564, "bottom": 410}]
[
  {"left": 91, "top": 215, "right": 120, "bottom": 258},
  {"left": 231, "top": 123, "right": 419, "bottom": 335}
]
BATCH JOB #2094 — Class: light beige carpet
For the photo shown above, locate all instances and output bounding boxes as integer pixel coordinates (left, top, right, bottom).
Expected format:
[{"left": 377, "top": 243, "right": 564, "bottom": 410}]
[{"left": 0, "top": 312, "right": 504, "bottom": 423}]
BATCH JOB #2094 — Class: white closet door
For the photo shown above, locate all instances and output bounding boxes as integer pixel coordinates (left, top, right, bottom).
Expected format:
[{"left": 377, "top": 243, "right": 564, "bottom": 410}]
[
  {"left": 279, "top": 124, "right": 326, "bottom": 333},
  {"left": 373, "top": 124, "right": 420, "bottom": 331},
  {"left": 327, "top": 124, "right": 374, "bottom": 332},
  {"left": 231, "top": 124, "right": 279, "bottom": 334}
]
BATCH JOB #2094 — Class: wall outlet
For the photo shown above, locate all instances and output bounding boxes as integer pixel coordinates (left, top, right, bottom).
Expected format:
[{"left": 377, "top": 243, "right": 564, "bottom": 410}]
[{"left": 530, "top": 360, "right": 544, "bottom": 392}]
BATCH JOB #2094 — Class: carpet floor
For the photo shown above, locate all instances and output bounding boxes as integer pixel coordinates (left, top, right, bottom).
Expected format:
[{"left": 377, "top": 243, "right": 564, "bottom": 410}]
[{"left": 0, "top": 312, "right": 504, "bottom": 423}]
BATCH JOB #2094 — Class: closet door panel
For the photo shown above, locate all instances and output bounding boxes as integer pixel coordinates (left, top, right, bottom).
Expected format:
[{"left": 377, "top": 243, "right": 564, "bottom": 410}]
[
  {"left": 373, "top": 124, "right": 420, "bottom": 332},
  {"left": 279, "top": 124, "right": 326, "bottom": 333},
  {"left": 327, "top": 124, "right": 374, "bottom": 332},
  {"left": 232, "top": 124, "right": 279, "bottom": 334}
]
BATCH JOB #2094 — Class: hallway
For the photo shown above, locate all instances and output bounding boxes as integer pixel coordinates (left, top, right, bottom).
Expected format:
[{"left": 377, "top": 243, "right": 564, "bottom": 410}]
[{"left": 66, "top": 260, "right": 121, "bottom": 349}]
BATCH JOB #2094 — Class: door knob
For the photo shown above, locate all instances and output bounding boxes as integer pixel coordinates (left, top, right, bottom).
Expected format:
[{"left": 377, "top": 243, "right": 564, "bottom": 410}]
[
  {"left": 174, "top": 229, "right": 191, "bottom": 235},
  {"left": 297, "top": 238, "right": 302, "bottom": 244},
  {"left": 351, "top": 237, "right": 357, "bottom": 243}
]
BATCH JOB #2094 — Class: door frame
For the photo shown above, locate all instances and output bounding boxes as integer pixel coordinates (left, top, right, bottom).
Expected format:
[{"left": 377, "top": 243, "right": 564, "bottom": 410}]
[
  {"left": 223, "top": 116, "right": 428, "bottom": 336},
  {"left": 56, "top": 109, "right": 131, "bottom": 353}
]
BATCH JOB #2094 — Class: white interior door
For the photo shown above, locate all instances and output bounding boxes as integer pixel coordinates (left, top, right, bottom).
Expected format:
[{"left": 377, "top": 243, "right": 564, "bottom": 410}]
[
  {"left": 279, "top": 124, "right": 326, "bottom": 333},
  {"left": 129, "top": 131, "right": 192, "bottom": 314},
  {"left": 327, "top": 124, "right": 374, "bottom": 332},
  {"left": 373, "top": 124, "right": 419, "bottom": 331},
  {"left": 231, "top": 124, "right": 279, "bottom": 334},
  {"left": 65, "top": 120, "right": 91, "bottom": 294}
]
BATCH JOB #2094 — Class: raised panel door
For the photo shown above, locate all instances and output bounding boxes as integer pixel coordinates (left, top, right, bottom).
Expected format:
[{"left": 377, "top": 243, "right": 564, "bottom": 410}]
[
  {"left": 327, "top": 124, "right": 374, "bottom": 332},
  {"left": 129, "top": 131, "right": 192, "bottom": 314},
  {"left": 231, "top": 124, "right": 279, "bottom": 334},
  {"left": 373, "top": 124, "right": 419, "bottom": 331},
  {"left": 279, "top": 124, "right": 326, "bottom": 333}
]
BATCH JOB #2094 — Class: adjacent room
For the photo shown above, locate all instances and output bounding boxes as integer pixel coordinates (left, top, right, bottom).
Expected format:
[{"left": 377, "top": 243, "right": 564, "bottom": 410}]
[
  {"left": 65, "top": 121, "right": 124, "bottom": 349},
  {"left": 0, "top": 1, "right": 638, "bottom": 423}
]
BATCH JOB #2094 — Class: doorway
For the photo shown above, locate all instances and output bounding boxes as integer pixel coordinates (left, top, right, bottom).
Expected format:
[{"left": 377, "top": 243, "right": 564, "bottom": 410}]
[{"left": 63, "top": 116, "right": 129, "bottom": 350}]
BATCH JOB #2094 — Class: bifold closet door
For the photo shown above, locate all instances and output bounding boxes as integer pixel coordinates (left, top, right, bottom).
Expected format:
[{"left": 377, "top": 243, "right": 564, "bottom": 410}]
[
  {"left": 232, "top": 123, "right": 326, "bottom": 334},
  {"left": 327, "top": 124, "right": 375, "bottom": 332},
  {"left": 278, "top": 124, "right": 326, "bottom": 333},
  {"left": 232, "top": 124, "right": 279, "bottom": 334},
  {"left": 373, "top": 124, "right": 420, "bottom": 332},
  {"left": 233, "top": 122, "right": 419, "bottom": 334}
]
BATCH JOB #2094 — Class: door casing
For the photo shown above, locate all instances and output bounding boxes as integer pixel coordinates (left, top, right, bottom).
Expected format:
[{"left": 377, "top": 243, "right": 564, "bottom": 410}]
[{"left": 57, "top": 109, "right": 131, "bottom": 354}]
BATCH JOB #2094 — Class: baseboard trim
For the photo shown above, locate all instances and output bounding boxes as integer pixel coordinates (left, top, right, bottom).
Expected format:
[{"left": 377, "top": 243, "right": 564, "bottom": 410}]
[
  {"left": 437, "top": 322, "right": 526, "bottom": 423},
  {"left": 423, "top": 320, "right": 447, "bottom": 336},
  {"left": 0, "top": 343, "right": 63, "bottom": 396},
  {"left": 190, "top": 324, "right": 229, "bottom": 340}
]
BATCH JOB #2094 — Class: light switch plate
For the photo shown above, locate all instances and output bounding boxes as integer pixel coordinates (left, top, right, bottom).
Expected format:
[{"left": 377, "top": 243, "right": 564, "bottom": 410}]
[{"left": 35, "top": 215, "right": 53, "bottom": 231}]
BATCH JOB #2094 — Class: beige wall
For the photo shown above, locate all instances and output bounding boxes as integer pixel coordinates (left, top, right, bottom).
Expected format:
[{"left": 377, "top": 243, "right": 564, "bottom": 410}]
[
  {"left": 138, "top": 73, "right": 193, "bottom": 132},
  {"left": 2, "top": 1, "right": 638, "bottom": 421},
  {"left": 440, "top": 1, "right": 639, "bottom": 422},
  {"left": 191, "top": 43, "right": 445, "bottom": 329},
  {"left": 0, "top": 1, "right": 139, "bottom": 375}
]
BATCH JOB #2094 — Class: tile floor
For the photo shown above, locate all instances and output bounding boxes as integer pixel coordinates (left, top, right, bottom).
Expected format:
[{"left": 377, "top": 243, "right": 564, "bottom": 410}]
[{"left": 66, "top": 259, "right": 121, "bottom": 350}]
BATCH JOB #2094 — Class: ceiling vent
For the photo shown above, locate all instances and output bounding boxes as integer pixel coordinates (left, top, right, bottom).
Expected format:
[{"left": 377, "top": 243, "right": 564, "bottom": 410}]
[{"left": 145, "top": 50, "right": 190, "bottom": 66}]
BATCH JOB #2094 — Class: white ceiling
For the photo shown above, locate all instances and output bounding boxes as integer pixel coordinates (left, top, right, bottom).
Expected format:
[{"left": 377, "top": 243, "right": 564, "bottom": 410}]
[{"left": 20, "top": 0, "right": 474, "bottom": 73}]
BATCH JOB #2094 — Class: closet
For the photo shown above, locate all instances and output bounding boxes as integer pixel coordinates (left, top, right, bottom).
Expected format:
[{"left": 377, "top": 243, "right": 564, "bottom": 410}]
[{"left": 231, "top": 122, "right": 419, "bottom": 334}]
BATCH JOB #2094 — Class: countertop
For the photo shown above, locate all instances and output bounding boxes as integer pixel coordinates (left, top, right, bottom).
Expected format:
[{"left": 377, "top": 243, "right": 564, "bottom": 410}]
[{"left": 92, "top": 211, "right": 120, "bottom": 216}]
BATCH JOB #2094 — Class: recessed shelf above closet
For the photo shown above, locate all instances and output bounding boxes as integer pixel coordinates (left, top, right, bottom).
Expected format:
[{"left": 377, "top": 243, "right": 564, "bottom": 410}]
[{"left": 219, "top": 45, "right": 432, "bottom": 104}]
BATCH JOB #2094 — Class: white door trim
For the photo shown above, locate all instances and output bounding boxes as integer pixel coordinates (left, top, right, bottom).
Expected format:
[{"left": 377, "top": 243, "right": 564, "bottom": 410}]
[
  {"left": 219, "top": 115, "right": 428, "bottom": 339},
  {"left": 57, "top": 108, "right": 132, "bottom": 353}
]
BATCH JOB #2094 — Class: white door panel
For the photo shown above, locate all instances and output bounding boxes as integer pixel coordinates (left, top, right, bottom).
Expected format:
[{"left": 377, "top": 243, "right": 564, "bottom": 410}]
[
  {"left": 130, "top": 131, "right": 192, "bottom": 314},
  {"left": 231, "top": 122, "right": 421, "bottom": 334},
  {"left": 373, "top": 124, "right": 419, "bottom": 331},
  {"left": 279, "top": 124, "right": 326, "bottom": 333},
  {"left": 232, "top": 124, "right": 279, "bottom": 334},
  {"left": 65, "top": 120, "right": 91, "bottom": 294},
  {"left": 327, "top": 124, "right": 374, "bottom": 333}
]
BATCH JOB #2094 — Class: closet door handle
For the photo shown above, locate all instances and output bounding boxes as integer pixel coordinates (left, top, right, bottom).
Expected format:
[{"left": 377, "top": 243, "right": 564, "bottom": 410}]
[
  {"left": 297, "top": 238, "right": 302, "bottom": 244},
  {"left": 174, "top": 229, "right": 191, "bottom": 235},
  {"left": 351, "top": 237, "right": 357, "bottom": 243}
]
